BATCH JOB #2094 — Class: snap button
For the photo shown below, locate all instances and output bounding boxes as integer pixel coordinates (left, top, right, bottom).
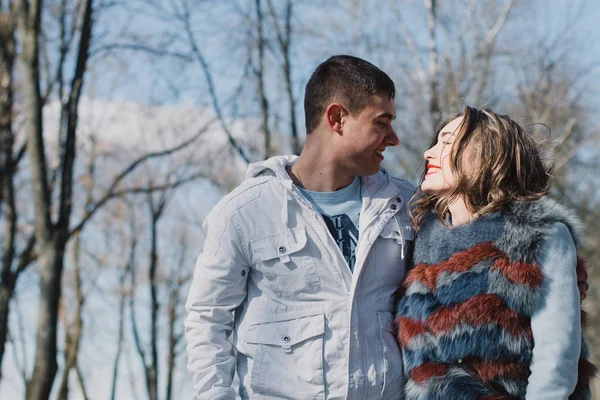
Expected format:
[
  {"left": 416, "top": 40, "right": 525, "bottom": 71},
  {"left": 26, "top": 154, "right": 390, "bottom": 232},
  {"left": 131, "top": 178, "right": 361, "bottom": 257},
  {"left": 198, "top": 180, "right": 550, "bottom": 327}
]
[
  {"left": 241, "top": 270, "right": 246, "bottom": 277},
  {"left": 391, "top": 204, "right": 397, "bottom": 210},
  {"left": 457, "top": 358, "right": 463, "bottom": 363},
  {"left": 283, "top": 336, "right": 291, "bottom": 343},
  {"left": 278, "top": 246, "right": 286, "bottom": 253}
]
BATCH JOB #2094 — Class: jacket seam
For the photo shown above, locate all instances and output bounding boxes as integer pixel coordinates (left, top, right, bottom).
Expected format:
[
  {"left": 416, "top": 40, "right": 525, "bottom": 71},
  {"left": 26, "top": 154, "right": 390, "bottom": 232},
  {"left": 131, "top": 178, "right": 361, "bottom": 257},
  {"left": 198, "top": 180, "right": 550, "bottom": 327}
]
[
  {"left": 223, "top": 177, "right": 269, "bottom": 205},
  {"left": 231, "top": 212, "right": 250, "bottom": 261}
]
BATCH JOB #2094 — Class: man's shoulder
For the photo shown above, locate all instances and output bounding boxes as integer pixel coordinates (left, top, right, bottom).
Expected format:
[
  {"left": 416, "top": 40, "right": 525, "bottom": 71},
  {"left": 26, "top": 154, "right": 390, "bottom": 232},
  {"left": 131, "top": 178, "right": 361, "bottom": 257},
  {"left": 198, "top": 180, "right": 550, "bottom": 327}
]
[
  {"left": 389, "top": 176, "right": 416, "bottom": 195},
  {"left": 213, "top": 176, "right": 275, "bottom": 216}
]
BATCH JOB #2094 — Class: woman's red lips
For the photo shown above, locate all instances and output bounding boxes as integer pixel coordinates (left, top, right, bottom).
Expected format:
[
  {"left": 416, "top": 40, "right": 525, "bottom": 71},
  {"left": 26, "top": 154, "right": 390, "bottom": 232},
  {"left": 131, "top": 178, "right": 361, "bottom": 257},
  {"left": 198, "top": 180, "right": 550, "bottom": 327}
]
[{"left": 426, "top": 164, "right": 440, "bottom": 175}]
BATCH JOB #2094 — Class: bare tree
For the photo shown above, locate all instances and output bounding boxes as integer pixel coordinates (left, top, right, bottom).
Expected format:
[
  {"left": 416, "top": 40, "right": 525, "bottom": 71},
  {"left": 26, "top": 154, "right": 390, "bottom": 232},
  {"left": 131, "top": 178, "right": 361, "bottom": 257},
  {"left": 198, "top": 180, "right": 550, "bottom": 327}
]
[
  {"left": 56, "top": 136, "right": 99, "bottom": 400},
  {"left": 266, "top": 0, "right": 300, "bottom": 154},
  {"left": 0, "top": 0, "right": 18, "bottom": 378},
  {"left": 15, "top": 0, "right": 94, "bottom": 397},
  {"left": 129, "top": 191, "right": 165, "bottom": 400},
  {"left": 109, "top": 201, "right": 138, "bottom": 400},
  {"left": 424, "top": 0, "right": 440, "bottom": 130},
  {"left": 254, "top": 0, "right": 272, "bottom": 159},
  {"left": 164, "top": 227, "right": 192, "bottom": 400}
]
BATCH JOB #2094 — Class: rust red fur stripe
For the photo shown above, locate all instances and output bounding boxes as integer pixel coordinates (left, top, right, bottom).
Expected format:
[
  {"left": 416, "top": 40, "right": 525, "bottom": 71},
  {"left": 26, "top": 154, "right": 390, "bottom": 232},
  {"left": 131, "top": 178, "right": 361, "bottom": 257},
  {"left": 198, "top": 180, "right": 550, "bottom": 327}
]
[
  {"left": 410, "top": 362, "right": 448, "bottom": 384},
  {"left": 396, "top": 317, "right": 426, "bottom": 346},
  {"left": 491, "top": 257, "right": 542, "bottom": 287},
  {"left": 471, "top": 359, "right": 529, "bottom": 382},
  {"left": 405, "top": 242, "right": 503, "bottom": 290},
  {"left": 427, "top": 294, "right": 530, "bottom": 338}
]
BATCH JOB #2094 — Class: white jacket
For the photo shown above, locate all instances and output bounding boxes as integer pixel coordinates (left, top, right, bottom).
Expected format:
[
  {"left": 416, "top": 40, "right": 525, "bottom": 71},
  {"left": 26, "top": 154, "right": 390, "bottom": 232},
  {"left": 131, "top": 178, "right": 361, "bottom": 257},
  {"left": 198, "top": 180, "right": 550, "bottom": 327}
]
[{"left": 185, "top": 155, "right": 415, "bottom": 400}]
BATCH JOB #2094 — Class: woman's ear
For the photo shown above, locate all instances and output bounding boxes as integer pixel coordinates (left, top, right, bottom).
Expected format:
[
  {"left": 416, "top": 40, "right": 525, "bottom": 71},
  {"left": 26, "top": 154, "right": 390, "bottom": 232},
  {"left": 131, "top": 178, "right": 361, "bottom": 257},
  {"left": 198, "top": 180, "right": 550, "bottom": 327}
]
[{"left": 325, "top": 103, "right": 346, "bottom": 134}]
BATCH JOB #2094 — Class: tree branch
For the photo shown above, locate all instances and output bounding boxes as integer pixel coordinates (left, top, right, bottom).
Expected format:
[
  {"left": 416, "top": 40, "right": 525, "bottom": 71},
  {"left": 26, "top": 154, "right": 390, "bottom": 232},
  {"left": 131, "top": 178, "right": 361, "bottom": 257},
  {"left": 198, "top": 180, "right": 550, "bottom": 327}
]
[
  {"left": 57, "top": 0, "right": 94, "bottom": 233},
  {"left": 68, "top": 120, "right": 213, "bottom": 237},
  {"left": 179, "top": 2, "right": 250, "bottom": 164}
]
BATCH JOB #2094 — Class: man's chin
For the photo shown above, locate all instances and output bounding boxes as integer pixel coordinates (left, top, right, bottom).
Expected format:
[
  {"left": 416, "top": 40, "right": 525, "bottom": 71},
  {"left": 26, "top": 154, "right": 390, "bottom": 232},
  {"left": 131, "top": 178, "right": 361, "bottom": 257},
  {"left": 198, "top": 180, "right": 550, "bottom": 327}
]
[{"left": 359, "top": 167, "right": 380, "bottom": 176}]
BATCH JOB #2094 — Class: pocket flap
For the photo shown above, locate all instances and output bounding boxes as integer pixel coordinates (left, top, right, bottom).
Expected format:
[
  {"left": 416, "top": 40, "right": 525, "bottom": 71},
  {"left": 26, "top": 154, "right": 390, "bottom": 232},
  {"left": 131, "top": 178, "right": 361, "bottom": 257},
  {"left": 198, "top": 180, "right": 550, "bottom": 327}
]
[
  {"left": 380, "top": 217, "right": 414, "bottom": 241},
  {"left": 250, "top": 226, "right": 308, "bottom": 262},
  {"left": 377, "top": 310, "right": 396, "bottom": 333},
  {"left": 243, "top": 313, "right": 324, "bottom": 347}
]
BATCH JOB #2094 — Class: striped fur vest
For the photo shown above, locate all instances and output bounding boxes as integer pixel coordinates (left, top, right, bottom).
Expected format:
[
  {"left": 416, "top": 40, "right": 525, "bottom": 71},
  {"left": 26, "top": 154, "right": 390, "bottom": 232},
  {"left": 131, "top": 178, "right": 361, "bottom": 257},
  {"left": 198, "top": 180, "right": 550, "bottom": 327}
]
[{"left": 395, "top": 198, "right": 596, "bottom": 400}]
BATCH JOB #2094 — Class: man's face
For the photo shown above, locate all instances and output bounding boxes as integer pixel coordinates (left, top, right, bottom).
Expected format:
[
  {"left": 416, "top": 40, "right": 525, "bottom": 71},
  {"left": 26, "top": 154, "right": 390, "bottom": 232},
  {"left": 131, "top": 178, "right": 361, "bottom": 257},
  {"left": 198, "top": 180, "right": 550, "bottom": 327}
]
[{"left": 337, "top": 95, "right": 399, "bottom": 176}]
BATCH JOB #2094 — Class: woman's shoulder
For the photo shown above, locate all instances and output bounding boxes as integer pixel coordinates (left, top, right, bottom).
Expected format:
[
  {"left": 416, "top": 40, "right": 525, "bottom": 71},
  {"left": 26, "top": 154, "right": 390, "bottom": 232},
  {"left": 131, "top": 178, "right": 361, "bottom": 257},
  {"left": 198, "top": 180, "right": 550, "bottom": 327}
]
[
  {"left": 544, "top": 222, "right": 576, "bottom": 250},
  {"left": 538, "top": 221, "right": 577, "bottom": 274},
  {"left": 503, "top": 197, "right": 583, "bottom": 246}
]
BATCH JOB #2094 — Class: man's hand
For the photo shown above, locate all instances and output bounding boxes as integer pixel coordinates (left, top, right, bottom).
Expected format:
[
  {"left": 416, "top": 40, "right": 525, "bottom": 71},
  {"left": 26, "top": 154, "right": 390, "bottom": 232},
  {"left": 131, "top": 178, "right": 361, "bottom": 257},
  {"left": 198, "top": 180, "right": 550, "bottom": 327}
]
[{"left": 577, "top": 256, "right": 589, "bottom": 302}]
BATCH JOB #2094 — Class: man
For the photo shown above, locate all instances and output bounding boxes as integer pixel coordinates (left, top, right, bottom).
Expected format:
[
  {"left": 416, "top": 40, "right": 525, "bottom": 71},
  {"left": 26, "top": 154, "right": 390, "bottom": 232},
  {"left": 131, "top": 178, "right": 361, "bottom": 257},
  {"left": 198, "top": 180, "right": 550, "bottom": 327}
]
[{"left": 184, "top": 55, "right": 414, "bottom": 399}]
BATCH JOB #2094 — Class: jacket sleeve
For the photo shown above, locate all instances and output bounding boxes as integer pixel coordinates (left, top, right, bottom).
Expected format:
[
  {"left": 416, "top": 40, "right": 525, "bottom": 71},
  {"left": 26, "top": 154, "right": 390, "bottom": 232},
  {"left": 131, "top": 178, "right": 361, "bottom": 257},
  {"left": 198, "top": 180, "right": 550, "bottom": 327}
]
[
  {"left": 184, "top": 203, "right": 249, "bottom": 400},
  {"left": 526, "top": 222, "right": 581, "bottom": 400}
]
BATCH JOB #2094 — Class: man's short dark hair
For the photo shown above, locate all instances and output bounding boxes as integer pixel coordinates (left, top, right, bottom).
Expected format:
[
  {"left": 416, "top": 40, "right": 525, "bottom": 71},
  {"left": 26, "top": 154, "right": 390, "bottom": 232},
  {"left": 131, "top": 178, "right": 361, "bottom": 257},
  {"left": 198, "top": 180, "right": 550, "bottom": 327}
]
[{"left": 304, "top": 55, "right": 395, "bottom": 133}]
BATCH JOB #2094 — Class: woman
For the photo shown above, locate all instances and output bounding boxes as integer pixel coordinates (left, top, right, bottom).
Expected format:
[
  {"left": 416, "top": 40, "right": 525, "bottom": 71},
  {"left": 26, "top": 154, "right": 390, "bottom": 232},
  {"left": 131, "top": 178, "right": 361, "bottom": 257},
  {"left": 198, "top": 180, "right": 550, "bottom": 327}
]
[{"left": 395, "top": 107, "right": 596, "bottom": 399}]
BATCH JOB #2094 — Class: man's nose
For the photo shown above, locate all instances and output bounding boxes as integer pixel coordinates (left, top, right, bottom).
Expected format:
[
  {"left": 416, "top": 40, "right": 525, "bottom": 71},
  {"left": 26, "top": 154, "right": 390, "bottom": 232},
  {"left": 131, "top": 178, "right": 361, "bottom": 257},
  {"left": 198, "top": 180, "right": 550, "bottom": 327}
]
[{"left": 387, "top": 128, "right": 400, "bottom": 146}]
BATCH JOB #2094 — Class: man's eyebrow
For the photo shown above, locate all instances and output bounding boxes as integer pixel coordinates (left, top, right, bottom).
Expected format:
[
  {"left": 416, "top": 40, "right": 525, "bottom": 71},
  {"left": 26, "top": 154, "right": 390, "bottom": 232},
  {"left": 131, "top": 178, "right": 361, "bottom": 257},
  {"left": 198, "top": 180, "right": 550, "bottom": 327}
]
[{"left": 376, "top": 112, "right": 395, "bottom": 120}]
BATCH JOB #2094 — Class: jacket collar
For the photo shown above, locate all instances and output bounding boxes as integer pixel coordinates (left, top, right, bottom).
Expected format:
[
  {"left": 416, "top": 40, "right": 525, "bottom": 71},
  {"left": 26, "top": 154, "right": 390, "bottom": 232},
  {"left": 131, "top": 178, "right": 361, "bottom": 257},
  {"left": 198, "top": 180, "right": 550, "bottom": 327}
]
[{"left": 245, "top": 155, "right": 396, "bottom": 198}]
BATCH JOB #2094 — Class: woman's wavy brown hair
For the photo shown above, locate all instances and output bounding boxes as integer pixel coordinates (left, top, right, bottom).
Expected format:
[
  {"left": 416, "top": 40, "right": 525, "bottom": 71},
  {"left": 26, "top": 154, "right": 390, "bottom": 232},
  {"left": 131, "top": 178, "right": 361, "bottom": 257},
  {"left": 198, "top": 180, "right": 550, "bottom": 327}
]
[{"left": 410, "top": 106, "right": 554, "bottom": 231}]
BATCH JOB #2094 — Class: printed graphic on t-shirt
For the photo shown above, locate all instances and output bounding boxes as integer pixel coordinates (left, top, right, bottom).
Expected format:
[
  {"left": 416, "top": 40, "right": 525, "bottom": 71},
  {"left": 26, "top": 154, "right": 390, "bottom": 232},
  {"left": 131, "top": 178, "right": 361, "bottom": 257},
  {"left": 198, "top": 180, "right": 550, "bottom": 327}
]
[{"left": 322, "top": 213, "right": 359, "bottom": 271}]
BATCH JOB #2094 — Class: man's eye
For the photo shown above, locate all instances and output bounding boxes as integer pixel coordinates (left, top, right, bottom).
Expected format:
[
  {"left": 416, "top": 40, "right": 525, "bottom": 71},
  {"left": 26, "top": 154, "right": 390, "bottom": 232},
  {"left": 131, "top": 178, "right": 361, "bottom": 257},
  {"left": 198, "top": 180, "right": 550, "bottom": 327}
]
[{"left": 378, "top": 121, "right": 387, "bottom": 127}]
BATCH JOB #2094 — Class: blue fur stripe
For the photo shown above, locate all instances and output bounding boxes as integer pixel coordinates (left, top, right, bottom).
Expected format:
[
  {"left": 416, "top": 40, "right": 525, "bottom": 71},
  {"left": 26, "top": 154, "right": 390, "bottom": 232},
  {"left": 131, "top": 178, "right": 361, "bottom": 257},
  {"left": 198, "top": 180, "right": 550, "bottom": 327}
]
[
  {"left": 435, "top": 269, "right": 489, "bottom": 306},
  {"left": 402, "top": 323, "right": 532, "bottom": 373},
  {"left": 487, "top": 269, "right": 541, "bottom": 315},
  {"left": 398, "top": 292, "right": 439, "bottom": 320},
  {"left": 405, "top": 367, "right": 496, "bottom": 400}
]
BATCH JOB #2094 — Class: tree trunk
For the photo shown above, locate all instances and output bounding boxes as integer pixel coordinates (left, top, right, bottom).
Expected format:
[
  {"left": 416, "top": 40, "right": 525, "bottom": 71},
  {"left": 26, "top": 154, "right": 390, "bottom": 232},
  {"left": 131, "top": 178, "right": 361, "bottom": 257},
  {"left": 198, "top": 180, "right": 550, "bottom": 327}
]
[
  {"left": 19, "top": 0, "right": 94, "bottom": 397},
  {"left": 0, "top": 278, "right": 15, "bottom": 380},
  {"left": 254, "top": 0, "right": 271, "bottom": 160},
  {"left": 56, "top": 232, "right": 85, "bottom": 400},
  {"left": 0, "top": 3, "right": 16, "bottom": 380},
  {"left": 146, "top": 199, "right": 162, "bottom": 400},
  {"left": 109, "top": 268, "right": 127, "bottom": 400},
  {"left": 27, "top": 243, "right": 62, "bottom": 400},
  {"left": 165, "top": 285, "right": 178, "bottom": 400},
  {"left": 17, "top": 0, "right": 57, "bottom": 396},
  {"left": 425, "top": 0, "right": 440, "bottom": 130}
]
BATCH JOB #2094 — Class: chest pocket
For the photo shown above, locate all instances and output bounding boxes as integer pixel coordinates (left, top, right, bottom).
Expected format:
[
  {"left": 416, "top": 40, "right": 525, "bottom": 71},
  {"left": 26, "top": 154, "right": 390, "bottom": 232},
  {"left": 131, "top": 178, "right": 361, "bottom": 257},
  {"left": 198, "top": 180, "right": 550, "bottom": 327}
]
[
  {"left": 375, "top": 217, "right": 414, "bottom": 282},
  {"left": 250, "top": 226, "right": 321, "bottom": 298}
]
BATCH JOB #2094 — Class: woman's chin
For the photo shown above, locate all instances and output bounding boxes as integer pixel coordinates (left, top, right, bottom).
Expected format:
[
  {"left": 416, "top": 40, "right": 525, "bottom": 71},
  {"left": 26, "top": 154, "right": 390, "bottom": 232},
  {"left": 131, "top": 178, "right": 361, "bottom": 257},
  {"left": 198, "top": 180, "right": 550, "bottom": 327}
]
[
  {"left": 420, "top": 183, "right": 435, "bottom": 194},
  {"left": 421, "top": 183, "right": 449, "bottom": 196}
]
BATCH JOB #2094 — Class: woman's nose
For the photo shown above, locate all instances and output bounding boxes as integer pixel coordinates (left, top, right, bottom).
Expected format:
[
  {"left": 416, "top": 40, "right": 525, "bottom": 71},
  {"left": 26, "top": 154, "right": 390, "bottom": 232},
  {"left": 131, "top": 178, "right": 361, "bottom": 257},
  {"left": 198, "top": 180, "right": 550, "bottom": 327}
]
[{"left": 423, "top": 147, "right": 434, "bottom": 160}]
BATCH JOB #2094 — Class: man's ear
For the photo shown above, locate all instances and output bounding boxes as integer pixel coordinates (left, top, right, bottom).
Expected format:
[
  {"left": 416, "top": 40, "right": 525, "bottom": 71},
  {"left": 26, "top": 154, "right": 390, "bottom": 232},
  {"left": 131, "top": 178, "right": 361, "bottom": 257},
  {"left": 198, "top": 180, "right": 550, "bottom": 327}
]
[{"left": 325, "top": 103, "right": 346, "bottom": 134}]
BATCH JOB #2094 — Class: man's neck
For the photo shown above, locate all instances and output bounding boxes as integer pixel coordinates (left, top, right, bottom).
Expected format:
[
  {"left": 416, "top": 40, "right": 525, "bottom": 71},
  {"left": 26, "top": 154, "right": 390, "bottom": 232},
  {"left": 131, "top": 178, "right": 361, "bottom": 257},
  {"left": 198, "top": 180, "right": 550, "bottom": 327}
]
[{"left": 290, "top": 155, "right": 355, "bottom": 192}]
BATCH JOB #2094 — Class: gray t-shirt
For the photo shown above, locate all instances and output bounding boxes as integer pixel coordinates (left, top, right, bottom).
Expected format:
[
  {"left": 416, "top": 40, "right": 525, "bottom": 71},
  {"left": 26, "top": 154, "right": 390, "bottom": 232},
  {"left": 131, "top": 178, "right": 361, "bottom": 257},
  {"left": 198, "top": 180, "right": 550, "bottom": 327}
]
[{"left": 298, "top": 177, "right": 362, "bottom": 271}]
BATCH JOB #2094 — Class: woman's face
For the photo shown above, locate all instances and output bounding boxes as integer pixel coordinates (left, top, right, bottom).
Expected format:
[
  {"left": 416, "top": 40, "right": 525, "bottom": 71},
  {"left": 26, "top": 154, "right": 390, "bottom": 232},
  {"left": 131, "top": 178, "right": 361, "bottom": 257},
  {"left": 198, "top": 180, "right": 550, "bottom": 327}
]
[{"left": 421, "top": 117, "right": 463, "bottom": 194}]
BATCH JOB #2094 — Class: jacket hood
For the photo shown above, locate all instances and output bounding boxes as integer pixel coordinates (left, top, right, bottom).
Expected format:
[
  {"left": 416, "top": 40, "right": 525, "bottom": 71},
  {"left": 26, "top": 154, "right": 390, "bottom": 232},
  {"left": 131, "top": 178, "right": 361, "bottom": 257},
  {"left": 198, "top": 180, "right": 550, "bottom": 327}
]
[
  {"left": 245, "top": 155, "right": 298, "bottom": 181},
  {"left": 244, "top": 155, "right": 399, "bottom": 192}
]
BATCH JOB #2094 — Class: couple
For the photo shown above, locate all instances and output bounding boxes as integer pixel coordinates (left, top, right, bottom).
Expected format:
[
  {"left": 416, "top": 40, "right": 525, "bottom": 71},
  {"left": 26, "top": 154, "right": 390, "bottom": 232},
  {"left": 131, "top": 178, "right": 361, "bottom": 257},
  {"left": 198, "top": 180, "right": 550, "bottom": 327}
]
[{"left": 184, "top": 55, "right": 595, "bottom": 400}]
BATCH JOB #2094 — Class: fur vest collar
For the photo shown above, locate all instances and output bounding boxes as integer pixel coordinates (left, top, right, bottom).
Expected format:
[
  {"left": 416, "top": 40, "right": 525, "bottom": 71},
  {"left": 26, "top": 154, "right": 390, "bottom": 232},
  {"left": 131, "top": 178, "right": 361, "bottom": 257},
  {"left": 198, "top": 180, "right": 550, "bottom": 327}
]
[{"left": 395, "top": 197, "right": 595, "bottom": 400}]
